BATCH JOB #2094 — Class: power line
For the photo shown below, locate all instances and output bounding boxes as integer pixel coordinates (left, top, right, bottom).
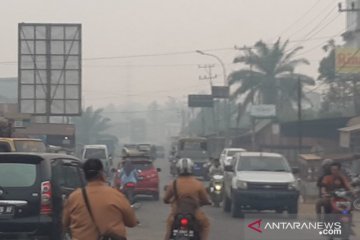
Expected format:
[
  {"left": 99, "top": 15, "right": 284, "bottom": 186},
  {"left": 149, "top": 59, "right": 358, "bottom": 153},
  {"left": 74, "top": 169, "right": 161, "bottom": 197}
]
[
  {"left": 276, "top": 0, "right": 323, "bottom": 38},
  {"left": 285, "top": 0, "right": 338, "bottom": 40}
]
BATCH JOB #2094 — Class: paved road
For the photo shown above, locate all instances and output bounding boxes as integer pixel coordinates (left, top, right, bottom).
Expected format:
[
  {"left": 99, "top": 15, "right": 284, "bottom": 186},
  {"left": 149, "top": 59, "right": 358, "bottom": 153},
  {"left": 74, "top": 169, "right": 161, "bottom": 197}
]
[{"left": 127, "top": 159, "right": 360, "bottom": 240}]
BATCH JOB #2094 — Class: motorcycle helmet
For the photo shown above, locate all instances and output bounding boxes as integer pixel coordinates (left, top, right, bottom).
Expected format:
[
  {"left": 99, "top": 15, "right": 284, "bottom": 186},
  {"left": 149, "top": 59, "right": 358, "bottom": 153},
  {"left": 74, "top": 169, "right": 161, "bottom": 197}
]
[
  {"left": 176, "top": 158, "right": 194, "bottom": 175},
  {"left": 321, "top": 158, "right": 334, "bottom": 168}
]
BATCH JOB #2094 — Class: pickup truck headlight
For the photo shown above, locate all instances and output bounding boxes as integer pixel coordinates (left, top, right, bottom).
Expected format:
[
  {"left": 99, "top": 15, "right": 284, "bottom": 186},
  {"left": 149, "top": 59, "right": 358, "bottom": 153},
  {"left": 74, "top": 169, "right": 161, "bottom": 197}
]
[
  {"left": 288, "top": 181, "right": 299, "bottom": 190},
  {"left": 236, "top": 180, "right": 247, "bottom": 189}
]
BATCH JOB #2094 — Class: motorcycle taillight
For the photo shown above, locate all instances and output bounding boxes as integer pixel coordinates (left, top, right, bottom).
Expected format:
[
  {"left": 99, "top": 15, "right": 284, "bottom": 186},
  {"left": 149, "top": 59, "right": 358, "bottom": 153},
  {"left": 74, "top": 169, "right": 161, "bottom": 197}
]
[{"left": 180, "top": 217, "right": 189, "bottom": 227}]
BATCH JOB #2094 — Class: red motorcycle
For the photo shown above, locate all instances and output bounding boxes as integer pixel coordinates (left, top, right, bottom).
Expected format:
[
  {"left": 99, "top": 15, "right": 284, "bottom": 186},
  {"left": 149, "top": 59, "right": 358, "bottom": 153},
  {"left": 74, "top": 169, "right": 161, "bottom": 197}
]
[{"left": 327, "top": 189, "right": 353, "bottom": 240}]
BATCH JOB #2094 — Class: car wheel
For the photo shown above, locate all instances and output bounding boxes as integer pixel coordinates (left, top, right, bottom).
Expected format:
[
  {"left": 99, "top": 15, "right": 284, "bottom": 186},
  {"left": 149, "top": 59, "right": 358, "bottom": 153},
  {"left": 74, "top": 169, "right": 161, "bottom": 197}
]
[
  {"left": 288, "top": 202, "right": 298, "bottom": 218},
  {"left": 223, "top": 195, "right": 231, "bottom": 212},
  {"left": 231, "top": 197, "right": 243, "bottom": 218}
]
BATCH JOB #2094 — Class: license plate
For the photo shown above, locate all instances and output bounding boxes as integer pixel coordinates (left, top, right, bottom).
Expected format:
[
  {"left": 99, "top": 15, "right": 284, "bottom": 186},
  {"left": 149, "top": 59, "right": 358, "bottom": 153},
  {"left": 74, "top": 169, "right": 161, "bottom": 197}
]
[
  {"left": 0, "top": 205, "right": 14, "bottom": 215},
  {"left": 340, "top": 216, "right": 350, "bottom": 222},
  {"left": 172, "top": 229, "right": 194, "bottom": 237}
]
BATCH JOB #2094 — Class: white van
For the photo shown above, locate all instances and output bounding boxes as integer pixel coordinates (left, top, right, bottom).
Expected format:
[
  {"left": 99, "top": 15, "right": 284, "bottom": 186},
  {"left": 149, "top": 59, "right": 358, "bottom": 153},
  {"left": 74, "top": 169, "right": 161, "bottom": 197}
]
[{"left": 82, "top": 145, "right": 112, "bottom": 175}]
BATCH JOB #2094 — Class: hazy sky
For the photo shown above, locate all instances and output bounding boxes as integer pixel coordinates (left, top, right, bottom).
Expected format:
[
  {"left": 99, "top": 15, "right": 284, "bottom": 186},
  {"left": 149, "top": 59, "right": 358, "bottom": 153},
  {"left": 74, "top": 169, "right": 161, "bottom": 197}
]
[{"left": 0, "top": 0, "right": 345, "bottom": 108}]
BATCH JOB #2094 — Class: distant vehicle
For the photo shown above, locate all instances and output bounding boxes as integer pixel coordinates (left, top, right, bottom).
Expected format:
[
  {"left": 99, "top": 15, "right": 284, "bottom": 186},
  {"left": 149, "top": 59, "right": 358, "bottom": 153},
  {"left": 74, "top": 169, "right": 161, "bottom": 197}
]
[
  {"left": 82, "top": 144, "right": 112, "bottom": 176},
  {"left": 137, "top": 144, "right": 157, "bottom": 160},
  {"left": 156, "top": 145, "right": 165, "bottom": 159},
  {"left": 0, "top": 153, "right": 85, "bottom": 240},
  {"left": 0, "top": 138, "right": 47, "bottom": 153},
  {"left": 223, "top": 152, "right": 299, "bottom": 218},
  {"left": 220, "top": 148, "right": 246, "bottom": 167},
  {"left": 114, "top": 156, "right": 161, "bottom": 200},
  {"left": 177, "top": 137, "right": 210, "bottom": 179}
]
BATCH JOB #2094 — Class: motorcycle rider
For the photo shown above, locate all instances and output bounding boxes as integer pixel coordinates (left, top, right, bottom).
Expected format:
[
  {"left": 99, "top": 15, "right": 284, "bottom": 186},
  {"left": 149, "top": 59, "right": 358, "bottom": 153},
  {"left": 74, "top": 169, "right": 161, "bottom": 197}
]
[
  {"left": 163, "top": 158, "right": 211, "bottom": 240},
  {"left": 117, "top": 159, "right": 139, "bottom": 203},
  {"left": 208, "top": 158, "right": 224, "bottom": 178},
  {"left": 320, "top": 162, "right": 354, "bottom": 211},
  {"left": 63, "top": 158, "right": 138, "bottom": 240},
  {"left": 315, "top": 159, "right": 333, "bottom": 215}
]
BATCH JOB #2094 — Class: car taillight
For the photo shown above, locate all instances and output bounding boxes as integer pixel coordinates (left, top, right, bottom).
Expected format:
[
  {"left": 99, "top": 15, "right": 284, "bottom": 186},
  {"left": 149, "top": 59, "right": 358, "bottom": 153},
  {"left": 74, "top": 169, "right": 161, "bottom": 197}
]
[
  {"left": 40, "top": 181, "right": 52, "bottom": 215},
  {"left": 126, "top": 182, "right": 136, "bottom": 188}
]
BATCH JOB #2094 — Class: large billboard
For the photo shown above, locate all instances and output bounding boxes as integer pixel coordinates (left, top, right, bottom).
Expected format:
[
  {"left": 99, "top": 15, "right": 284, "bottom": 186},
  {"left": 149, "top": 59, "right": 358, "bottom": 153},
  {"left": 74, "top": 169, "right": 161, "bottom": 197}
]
[
  {"left": 335, "top": 47, "right": 360, "bottom": 74},
  {"left": 18, "top": 23, "right": 82, "bottom": 116},
  {"left": 188, "top": 95, "right": 214, "bottom": 108}
]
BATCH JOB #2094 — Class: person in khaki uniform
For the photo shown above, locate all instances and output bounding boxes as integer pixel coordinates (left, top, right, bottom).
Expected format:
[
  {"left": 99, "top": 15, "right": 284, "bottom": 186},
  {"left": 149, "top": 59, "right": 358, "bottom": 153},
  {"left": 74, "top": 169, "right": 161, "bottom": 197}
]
[
  {"left": 63, "top": 158, "right": 138, "bottom": 240},
  {"left": 163, "top": 158, "right": 211, "bottom": 240}
]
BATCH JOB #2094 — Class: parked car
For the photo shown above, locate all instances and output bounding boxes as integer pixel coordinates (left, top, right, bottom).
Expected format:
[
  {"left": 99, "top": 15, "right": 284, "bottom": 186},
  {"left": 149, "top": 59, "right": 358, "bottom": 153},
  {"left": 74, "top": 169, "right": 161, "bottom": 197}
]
[
  {"left": 0, "top": 153, "right": 85, "bottom": 240},
  {"left": 0, "top": 138, "right": 47, "bottom": 153},
  {"left": 114, "top": 157, "right": 161, "bottom": 200},
  {"left": 219, "top": 148, "right": 246, "bottom": 167},
  {"left": 223, "top": 152, "right": 299, "bottom": 218},
  {"left": 156, "top": 145, "right": 165, "bottom": 159}
]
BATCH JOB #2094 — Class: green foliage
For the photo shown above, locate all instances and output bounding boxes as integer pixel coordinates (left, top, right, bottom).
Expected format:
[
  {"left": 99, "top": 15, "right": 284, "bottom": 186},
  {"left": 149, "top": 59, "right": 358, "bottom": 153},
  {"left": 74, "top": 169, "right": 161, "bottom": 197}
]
[
  {"left": 72, "top": 106, "right": 112, "bottom": 145},
  {"left": 229, "top": 39, "right": 315, "bottom": 124}
]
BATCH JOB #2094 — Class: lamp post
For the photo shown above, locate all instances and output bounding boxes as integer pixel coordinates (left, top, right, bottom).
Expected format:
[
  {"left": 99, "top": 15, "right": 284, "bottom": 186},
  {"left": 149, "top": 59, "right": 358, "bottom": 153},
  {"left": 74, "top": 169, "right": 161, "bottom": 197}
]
[
  {"left": 196, "top": 50, "right": 227, "bottom": 85},
  {"left": 196, "top": 50, "right": 230, "bottom": 145}
]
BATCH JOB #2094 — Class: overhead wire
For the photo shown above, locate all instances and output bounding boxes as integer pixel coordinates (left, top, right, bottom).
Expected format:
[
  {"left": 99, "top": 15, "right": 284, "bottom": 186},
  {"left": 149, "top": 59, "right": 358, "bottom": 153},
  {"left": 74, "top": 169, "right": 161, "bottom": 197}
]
[{"left": 276, "top": 0, "right": 323, "bottom": 39}]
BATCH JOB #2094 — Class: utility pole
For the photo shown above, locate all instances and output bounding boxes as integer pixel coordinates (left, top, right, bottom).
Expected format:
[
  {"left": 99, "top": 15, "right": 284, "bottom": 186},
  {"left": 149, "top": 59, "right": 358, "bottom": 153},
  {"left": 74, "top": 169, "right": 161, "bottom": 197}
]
[
  {"left": 297, "top": 76, "right": 303, "bottom": 154},
  {"left": 198, "top": 64, "right": 217, "bottom": 86},
  {"left": 198, "top": 64, "right": 218, "bottom": 135}
]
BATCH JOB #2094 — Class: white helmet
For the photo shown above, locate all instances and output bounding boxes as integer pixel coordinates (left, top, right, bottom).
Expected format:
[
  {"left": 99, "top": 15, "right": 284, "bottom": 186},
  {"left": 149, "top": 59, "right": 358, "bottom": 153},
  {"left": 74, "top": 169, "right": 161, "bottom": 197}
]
[{"left": 176, "top": 158, "right": 194, "bottom": 175}]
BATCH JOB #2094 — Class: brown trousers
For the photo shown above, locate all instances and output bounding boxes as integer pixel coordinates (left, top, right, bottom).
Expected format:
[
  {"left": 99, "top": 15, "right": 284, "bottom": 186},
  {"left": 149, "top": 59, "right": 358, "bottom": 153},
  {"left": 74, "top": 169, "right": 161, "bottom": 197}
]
[{"left": 164, "top": 210, "right": 210, "bottom": 240}]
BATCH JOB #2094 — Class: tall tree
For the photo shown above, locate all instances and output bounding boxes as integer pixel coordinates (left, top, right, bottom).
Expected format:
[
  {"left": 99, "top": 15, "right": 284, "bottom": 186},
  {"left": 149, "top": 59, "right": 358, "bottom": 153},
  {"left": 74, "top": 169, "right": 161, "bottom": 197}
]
[
  {"left": 228, "top": 39, "right": 315, "bottom": 123},
  {"left": 72, "top": 106, "right": 112, "bottom": 145}
]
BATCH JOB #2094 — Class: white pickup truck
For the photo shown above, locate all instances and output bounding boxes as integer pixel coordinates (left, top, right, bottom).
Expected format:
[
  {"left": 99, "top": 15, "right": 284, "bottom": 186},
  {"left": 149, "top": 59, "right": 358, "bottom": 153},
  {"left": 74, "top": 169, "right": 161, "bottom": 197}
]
[{"left": 223, "top": 152, "right": 299, "bottom": 218}]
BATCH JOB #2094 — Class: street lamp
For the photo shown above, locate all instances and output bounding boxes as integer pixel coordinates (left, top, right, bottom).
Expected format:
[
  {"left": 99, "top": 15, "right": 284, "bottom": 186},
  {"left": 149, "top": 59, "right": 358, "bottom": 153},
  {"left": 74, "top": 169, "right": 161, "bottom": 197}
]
[
  {"left": 196, "top": 50, "right": 227, "bottom": 86},
  {"left": 196, "top": 50, "right": 230, "bottom": 145}
]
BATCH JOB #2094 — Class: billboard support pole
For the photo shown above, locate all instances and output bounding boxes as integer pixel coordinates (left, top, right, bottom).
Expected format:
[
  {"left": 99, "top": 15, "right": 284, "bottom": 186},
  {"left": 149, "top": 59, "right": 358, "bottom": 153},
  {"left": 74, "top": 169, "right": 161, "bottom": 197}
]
[{"left": 46, "top": 25, "right": 51, "bottom": 123}]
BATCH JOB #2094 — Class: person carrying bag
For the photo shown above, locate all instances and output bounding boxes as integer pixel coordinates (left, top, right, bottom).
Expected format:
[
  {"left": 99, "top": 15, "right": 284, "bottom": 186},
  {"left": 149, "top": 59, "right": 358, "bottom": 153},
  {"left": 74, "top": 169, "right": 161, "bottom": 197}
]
[{"left": 63, "top": 158, "right": 138, "bottom": 240}]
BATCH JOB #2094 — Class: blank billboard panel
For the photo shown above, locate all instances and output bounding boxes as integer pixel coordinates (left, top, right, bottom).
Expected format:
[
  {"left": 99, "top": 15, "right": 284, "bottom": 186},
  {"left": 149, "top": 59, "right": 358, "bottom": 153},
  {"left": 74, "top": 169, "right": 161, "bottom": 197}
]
[{"left": 18, "top": 23, "right": 82, "bottom": 116}]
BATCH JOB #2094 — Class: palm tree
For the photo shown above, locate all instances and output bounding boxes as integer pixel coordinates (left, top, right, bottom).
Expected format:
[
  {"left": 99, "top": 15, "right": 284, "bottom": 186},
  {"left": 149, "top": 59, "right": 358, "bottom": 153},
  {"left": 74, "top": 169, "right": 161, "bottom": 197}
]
[
  {"left": 72, "top": 106, "right": 112, "bottom": 145},
  {"left": 229, "top": 39, "right": 315, "bottom": 122}
]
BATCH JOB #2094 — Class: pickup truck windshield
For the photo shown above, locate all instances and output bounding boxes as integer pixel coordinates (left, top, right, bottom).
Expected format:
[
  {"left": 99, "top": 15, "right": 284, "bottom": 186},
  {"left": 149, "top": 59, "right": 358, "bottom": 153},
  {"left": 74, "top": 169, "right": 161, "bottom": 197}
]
[
  {"left": 237, "top": 156, "right": 291, "bottom": 172},
  {"left": 84, "top": 148, "right": 106, "bottom": 159}
]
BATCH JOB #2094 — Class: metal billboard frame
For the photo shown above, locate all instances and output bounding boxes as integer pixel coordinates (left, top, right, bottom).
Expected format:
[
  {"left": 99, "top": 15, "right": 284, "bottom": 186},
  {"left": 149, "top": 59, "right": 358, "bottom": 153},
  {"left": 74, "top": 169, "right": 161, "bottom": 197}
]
[{"left": 18, "top": 23, "right": 82, "bottom": 119}]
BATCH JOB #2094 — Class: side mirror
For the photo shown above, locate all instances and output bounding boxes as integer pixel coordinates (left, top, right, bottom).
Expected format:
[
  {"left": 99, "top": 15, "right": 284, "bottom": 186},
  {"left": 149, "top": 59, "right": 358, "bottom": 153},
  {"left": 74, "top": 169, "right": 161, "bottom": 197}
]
[
  {"left": 224, "top": 165, "right": 234, "bottom": 172},
  {"left": 292, "top": 167, "right": 300, "bottom": 174},
  {"left": 157, "top": 168, "right": 162, "bottom": 172}
]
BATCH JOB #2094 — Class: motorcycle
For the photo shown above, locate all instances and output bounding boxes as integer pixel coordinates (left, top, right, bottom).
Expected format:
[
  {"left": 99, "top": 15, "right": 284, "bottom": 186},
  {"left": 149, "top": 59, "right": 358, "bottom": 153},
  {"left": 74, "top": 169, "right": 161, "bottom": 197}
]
[
  {"left": 170, "top": 213, "right": 200, "bottom": 240},
  {"left": 208, "top": 174, "right": 224, "bottom": 207},
  {"left": 327, "top": 189, "right": 353, "bottom": 240},
  {"left": 170, "top": 157, "right": 178, "bottom": 177},
  {"left": 120, "top": 182, "right": 137, "bottom": 204}
]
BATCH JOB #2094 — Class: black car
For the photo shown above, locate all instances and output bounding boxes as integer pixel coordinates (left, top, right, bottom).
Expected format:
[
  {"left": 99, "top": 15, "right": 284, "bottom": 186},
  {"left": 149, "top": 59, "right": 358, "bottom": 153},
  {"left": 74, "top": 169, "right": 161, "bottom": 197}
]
[{"left": 0, "top": 153, "right": 85, "bottom": 240}]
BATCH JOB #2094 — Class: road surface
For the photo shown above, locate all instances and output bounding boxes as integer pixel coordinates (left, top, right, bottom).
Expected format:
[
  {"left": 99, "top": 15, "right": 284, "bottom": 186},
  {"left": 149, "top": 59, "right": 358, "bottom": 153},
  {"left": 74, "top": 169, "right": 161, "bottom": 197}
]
[{"left": 127, "top": 159, "right": 360, "bottom": 240}]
